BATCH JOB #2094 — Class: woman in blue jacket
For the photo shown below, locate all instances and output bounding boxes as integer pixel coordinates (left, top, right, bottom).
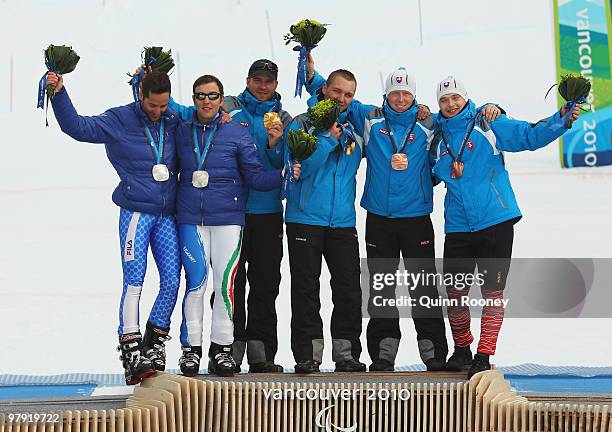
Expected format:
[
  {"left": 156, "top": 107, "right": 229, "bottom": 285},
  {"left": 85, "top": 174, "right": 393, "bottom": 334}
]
[
  {"left": 430, "top": 77, "right": 579, "bottom": 378},
  {"left": 173, "top": 75, "right": 283, "bottom": 377},
  {"left": 47, "top": 71, "right": 180, "bottom": 385}
]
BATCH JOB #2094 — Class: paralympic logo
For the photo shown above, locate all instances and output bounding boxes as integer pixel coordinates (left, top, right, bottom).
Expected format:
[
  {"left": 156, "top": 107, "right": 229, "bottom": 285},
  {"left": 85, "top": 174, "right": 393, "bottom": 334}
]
[{"left": 315, "top": 405, "right": 357, "bottom": 432}]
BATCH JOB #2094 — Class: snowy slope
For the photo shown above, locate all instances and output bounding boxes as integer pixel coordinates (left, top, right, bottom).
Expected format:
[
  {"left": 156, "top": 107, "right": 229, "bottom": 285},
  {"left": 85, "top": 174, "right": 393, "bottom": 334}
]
[{"left": 1, "top": 0, "right": 611, "bottom": 375}]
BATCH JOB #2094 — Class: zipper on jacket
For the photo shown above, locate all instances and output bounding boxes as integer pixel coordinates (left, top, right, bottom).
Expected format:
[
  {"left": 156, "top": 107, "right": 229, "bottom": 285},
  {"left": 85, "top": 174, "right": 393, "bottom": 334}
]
[
  {"left": 329, "top": 156, "right": 340, "bottom": 225},
  {"left": 489, "top": 170, "right": 507, "bottom": 209},
  {"left": 299, "top": 179, "right": 313, "bottom": 212},
  {"left": 160, "top": 176, "right": 167, "bottom": 216},
  {"left": 200, "top": 190, "right": 205, "bottom": 226}
]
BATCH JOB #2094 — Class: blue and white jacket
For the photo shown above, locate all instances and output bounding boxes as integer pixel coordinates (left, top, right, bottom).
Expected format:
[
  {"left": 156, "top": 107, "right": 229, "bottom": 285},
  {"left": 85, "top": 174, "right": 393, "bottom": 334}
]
[
  {"left": 306, "top": 70, "right": 435, "bottom": 219},
  {"left": 430, "top": 100, "right": 572, "bottom": 233},
  {"left": 169, "top": 90, "right": 290, "bottom": 214},
  {"left": 51, "top": 88, "right": 179, "bottom": 216},
  {"left": 348, "top": 100, "right": 435, "bottom": 218},
  {"left": 284, "top": 109, "right": 363, "bottom": 228},
  {"left": 175, "top": 113, "right": 282, "bottom": 227}
]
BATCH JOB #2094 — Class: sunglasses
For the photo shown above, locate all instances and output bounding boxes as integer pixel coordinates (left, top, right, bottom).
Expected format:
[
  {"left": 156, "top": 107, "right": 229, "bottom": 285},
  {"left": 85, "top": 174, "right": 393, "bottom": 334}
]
[
  {"left": 193, "top": 92, "right": 221, "bottom": 101},
  {"left": 258, "top": 61, "right": 278, "bottom": 73}
]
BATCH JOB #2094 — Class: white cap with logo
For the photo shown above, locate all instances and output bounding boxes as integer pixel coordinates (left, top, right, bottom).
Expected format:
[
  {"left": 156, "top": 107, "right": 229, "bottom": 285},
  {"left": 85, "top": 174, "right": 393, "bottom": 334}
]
[
  {"left": 437, "top": 76, "right": 468, "bottom": 101},
  {"left": 385, "top": 67, "right": 416, "bottom": 97}
]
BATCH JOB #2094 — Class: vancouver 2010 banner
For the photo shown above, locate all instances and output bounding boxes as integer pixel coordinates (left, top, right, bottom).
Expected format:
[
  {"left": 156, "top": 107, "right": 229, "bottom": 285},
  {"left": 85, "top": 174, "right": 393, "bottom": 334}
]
[{"left": 554, "top": 0, "right": 612, "bottom": 168}]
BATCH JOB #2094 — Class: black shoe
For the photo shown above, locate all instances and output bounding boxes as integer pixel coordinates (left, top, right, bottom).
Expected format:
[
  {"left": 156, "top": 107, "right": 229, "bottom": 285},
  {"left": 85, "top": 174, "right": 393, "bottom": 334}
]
[
  {"left": 468, "top": 353, "right": 491, "bottom": 378},
  {"left": 335, "top": 358, "right": 367, "bottom": 373},
  {"left": 142, "top": 321, "right": 171, "bottom": 372},
  {"left": 425, "top": 358, "right": 447, "bottom": 371},
  {"left": 249, "top": 361, "right": 284, "bottom": 373},
  {"left": 208, "top": 343, "right": 236, "bottom": 377},
  {"left": 179, "top": 346, "right": 202, "bottom": 377},
  {"left": 294, "top": 360, "right": 321, "bottom": 374},
  {"left": 118, "top": 333, "right": 156, "bottom": 385},
  {"left": 446, "top": 346, "right": 473, "bottom": 371},
  {"left": 369, "top": 359, "right": 395, "bottom": 372}
]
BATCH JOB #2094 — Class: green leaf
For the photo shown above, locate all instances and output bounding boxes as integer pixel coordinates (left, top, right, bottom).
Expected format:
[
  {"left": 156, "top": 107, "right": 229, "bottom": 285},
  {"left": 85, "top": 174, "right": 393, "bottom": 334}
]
[
  {"left": 43, "top": 44, "right": 80, "bottom": 99},
  {"left": 142, "top": 46, "right": 175, "bottom": 74},
  {"left": 288, "top": 129, "right": 318, "bottom": 161},
  {"left": 307, "top": 98, "right": 341, "bottom": 131},
  {"left": 284, "top": 19, "right": 329, "bottom": 47},
  {"left": 557, "top": 74, "right": 591, "bottom": 102}
]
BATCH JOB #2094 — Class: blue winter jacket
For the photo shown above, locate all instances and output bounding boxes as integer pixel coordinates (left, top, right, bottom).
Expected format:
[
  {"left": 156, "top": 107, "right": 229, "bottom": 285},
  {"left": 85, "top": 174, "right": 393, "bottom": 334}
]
[
  {"left": 348, "top": 100, "right": 435, "bottom": 218},
  {"left": 175, "top": 113, "right": 283, "bottom": 227},
  {"left": 430, "top": 100, "right": 571, "bottom": 233},
  {"left": 169, "top": 90, "right": 290, "bottom": 215},
  {"left": 51, "top": 88, "right": 179, "bottom": 216},
  {"left": 284, "top": 109, "right": 363, "bottom": 228},
  {"left": 305, "top": 70, "right": 435, "bottom": 219}
]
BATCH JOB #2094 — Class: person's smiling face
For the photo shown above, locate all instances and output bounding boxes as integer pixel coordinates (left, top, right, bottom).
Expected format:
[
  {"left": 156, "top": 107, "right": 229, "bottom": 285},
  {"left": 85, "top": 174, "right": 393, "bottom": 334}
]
[{"left": 438, "top": 93, "right": 467, "bottom": 118}]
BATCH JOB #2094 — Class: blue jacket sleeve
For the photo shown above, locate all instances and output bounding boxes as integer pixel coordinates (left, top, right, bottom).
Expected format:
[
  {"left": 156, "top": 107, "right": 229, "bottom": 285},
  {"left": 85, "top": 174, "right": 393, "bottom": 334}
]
[
  {"left": 300, "top": 134, "right": 338, "bottom": 178},
  {"left": 236, "top": 126, "right": 282, "bottom": 191},
  {"left": 305, "top": 70, "right": 326, "bottom": 96},
  {"left": 284, "top": 118, "right": 337, "bottom": 179},
  {"left": 265, "top": 138, "right": 285, "bottom": 168},
  {"left": 490, "top": 111, "right": 570, "bottom": 152},
  {"left": 346, "top": 99, "right": 378, "bottom": 138},
  {"left": 168, "top": 96, "right": 195, "bottom": 122},
  {"left": 50, "top": 88, "right": 119, "bottom": 144}
]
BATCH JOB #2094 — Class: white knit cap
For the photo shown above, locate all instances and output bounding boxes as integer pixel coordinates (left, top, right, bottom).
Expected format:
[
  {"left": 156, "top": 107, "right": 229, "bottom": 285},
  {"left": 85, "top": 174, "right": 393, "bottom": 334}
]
[
  {"left": 385, "top": 67, "right": 416, "bottom": 97},
  {"left": 437, "top": 76, "right": 468, "bottom": 101}
]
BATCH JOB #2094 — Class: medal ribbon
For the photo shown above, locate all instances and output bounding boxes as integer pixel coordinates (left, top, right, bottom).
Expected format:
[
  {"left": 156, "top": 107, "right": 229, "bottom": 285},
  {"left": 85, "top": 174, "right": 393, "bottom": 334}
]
[
  {"left": 192, "top": 122, "right": 218, "bottom": 170},
  {"left": 384, "top": 111, "right": 418, "bottom": 154},
  {"left": 440, "top": 116, "right": 478, "bottom": 163},
  {"left": 141, "top": 117, "right": 165, "bottom": 164}
]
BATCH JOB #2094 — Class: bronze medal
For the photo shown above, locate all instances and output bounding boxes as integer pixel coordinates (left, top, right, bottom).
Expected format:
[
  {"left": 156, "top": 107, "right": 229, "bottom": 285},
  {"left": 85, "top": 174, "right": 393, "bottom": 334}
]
[
  {"left": 450, "top": 161, "right": 464, "bottom": 179},
  {"left": 391, "top": 153, "right": 408, "bottom": 171}
]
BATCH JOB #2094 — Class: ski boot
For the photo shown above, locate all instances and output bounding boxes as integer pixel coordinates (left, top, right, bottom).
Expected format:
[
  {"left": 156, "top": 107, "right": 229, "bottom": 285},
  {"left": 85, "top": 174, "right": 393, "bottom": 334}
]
[
  {"left": 142, "top": 321, "right": 171, "bottom": 371},
  {"left": 208, "top": 343, "right": 236, "bottom": 377},
  {"left": 118, "top": 333, "right": 156, "bottom": 385},
  {"left": 179, "top": 346, "right": 202, "bottom": 377}
]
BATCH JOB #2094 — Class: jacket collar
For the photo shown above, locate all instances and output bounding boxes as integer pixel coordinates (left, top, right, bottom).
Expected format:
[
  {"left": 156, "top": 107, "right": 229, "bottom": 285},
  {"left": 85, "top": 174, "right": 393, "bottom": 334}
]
[
  {"left": 238, "top": 89, "right": 282, "bottom": 116},
  {"left": 133, "top": 101, "right": 174, "bottom": 127},
  {"left": 188, "top": 111, "right": 221, "bottom": 129},
  {"left": 382, "top": 100, "right": 418, "bottom": 128},
  {"left": 437, "top": 100, "right": 477, "bottom": 134}
]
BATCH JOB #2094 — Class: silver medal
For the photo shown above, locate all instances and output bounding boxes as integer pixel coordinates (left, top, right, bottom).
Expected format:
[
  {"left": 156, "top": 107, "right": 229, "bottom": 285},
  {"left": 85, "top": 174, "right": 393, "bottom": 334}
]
[
  {"left": 152, "top": 164, "right": 169, "bottom": 182},
  {"left": 192, "top": 170, "right": 209, "bottom": 188}
]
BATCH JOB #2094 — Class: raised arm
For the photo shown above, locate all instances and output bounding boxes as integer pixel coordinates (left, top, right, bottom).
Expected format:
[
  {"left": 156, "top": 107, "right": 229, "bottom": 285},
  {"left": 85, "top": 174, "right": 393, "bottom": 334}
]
[
  {"left": 48, "top": 73, "right": 119, "bottom": 144},
  {"left": 491, "top": 106, "right": 578, "bottom": 152}
]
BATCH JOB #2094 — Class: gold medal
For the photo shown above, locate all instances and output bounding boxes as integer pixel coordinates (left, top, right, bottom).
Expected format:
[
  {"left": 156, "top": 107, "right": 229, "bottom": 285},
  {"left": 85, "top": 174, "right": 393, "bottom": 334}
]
[
  {"left": 263, "top": 112, "right": 281, "bottom": 129},
  {"left": 345, "top": 142, "right": 356, "bottom": 155},
  {"left": 450, "top": 161, "right": 464, "bottom": 179},
  {"left": 391, "top": 153, "right": 408, "bottom": 171}
]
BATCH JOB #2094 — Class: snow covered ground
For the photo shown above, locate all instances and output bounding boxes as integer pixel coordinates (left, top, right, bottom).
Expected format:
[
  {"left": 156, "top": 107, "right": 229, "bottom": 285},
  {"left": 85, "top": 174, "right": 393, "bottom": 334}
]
[{"left": 1, "top": 0, "right": 611, "bottom": 376}]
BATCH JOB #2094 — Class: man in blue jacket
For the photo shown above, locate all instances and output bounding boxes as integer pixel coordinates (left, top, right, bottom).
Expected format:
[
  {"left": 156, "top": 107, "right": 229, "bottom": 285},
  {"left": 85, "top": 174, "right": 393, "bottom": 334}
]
[
  {"left": 47, "top": 71, "right": 181, "bottom": 385},
  {"left": 172, "top": 74, "right": 283, "bottom": 377},
  {"left": 342, "top": 68, "right": 450, "bottom": 372},
  {"left": 430, "top": 76, "right": 579, "bottom": 377},
  {"left": 285, "top": 69, "right": 366, "bottom": 374},
  {"left": 169, "top": 60, "right": 290, "bottom": 373}
]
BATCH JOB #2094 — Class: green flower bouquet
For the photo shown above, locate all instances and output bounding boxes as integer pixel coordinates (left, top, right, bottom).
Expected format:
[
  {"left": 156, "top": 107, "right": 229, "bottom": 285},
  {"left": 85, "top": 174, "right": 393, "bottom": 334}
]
[
  {"left": 128, "top": 46, "right": 175, "bottom": 102},
  {"left": 37, "top": 44, "right": 80, "bottom": 126},
  {"left": 284, "top": 19, "right": 329, "bottom": 97}
]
